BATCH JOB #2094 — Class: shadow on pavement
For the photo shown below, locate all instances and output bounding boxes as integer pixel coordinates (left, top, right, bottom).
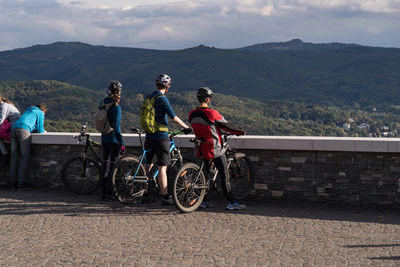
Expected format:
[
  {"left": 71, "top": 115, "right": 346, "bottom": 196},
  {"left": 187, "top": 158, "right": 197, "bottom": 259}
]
[
  {"left": 0, "top": 188, "right": 179, "bottom": 217},
  {"left": 345, "top": 244, "right": 400, "bottom": 248},
  {"left": 369, "top": 256, "right": 400, "bottom": 261},
  {"left": 1, "top": 188, "right": 400, "bottom": 226}
]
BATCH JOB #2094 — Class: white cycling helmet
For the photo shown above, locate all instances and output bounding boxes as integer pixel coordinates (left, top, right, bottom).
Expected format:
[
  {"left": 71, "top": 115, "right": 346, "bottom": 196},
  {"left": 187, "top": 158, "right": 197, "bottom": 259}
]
[{"left": 156, "top": 74, "right": 172, "bottom": 86}]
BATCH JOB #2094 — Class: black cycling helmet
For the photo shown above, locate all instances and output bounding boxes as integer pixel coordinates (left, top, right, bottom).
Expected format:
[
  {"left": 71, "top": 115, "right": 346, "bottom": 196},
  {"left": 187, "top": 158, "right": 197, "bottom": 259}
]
[
  {"left": 196, "top": 87, "right": 213, "bottom": 102},
  {"left": 108, "top": 81, "right": 122, "bottom": 95}
]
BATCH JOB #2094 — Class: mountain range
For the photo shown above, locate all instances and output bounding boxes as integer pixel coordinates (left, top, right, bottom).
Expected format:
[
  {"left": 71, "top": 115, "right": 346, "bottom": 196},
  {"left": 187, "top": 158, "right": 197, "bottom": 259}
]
[
  {"left": 0, "top": 40, "right": 400, "bottom": 135},
  {"left": 1, "top": 39, "right": 399, "bottom": 108}
]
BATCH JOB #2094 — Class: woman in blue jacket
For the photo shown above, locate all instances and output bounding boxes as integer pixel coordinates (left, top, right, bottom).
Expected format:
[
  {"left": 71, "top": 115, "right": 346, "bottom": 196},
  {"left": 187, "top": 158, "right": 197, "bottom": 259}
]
[
  {"left": 10, "top": 103, "right": 47, "bottom": 189},
  {"left": 101, "top": 81, "right": 125, "bottom": 200}
]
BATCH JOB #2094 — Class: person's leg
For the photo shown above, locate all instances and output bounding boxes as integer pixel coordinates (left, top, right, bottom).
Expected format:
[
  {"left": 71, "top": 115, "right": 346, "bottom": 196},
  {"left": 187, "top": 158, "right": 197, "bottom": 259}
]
[
  {"left": 0, "top": 139, "right": 8, "bottom": 155},
  {"left": 214, "top": 155, "right": 246, "bottom": 210},
  {"left": 16, "top": 129, "right": 31, "bottom": 186},
  {"left": 157, "top": 165, "right": 168, "bottom": 195},
  {"left": 0, "top": 139, "right": 10, "bottom": 169},
  {"left": 107, "top": 143, "right": 121, "bottom": 195},
  {"left": 213, "top": 155, "right": 234, "bottom": 203},
  {"left": 199, "top": 159, "right": 213, "bottom": 208},
  {"left": 9, "top": 130, "right": 19, "bottom": 187},
  {"left": 155, "top": 139, "right": 171, "bottom": 203},
  {"left": 143, "top": 139, "right": 156, "bottom": 199},
  {"left": 101, "top": 142, "right": 112, "bottom": 198},
  {"left": 144, "top": 138, "right": 156, "bottom": 178}
]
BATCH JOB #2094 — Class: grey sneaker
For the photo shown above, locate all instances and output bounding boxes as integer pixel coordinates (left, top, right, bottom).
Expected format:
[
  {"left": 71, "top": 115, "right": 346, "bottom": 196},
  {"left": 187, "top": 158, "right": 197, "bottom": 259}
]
[
  {"left": 162, "top": 195, "right": 174, "bottom": 206},
  {"left": 226, "top": 202, "right": 246, "bottom": 210},
  {"left": 199, "top": 201, "right": 215, "bottom": 208}
]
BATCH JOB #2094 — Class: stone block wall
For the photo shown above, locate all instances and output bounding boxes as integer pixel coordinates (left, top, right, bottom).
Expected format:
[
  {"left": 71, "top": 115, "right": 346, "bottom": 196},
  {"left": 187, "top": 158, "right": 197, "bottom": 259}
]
[
  {"left": 246, "top": 150, "right": 400, "bottom": 205},
  {"left": 2, "top": 133, "right": 400, "bottom": 205}
]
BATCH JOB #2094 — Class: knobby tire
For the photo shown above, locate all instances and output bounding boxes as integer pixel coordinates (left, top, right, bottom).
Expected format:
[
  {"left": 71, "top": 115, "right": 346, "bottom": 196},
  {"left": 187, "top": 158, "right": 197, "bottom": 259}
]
[
  {"left": 227, "top": 153, "right": 253, "bottom": 200},
  {"left": 112, "top": 156, "right": 147, "bottom": 204},
  {"left": 61, "top": 156, "right": 101, "bottom": 195},
  {"left": 172, "top": 162, "right": 206, "bottom": 213}
]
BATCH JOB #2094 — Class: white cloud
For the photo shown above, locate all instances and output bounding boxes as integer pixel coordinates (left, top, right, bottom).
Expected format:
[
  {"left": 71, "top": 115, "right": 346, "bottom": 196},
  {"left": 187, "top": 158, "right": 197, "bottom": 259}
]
[
  {"left": 292, "top": 0, "right": 400, "bottom": 13},
  {"left": 55, "top": 0, "right": 182, "bottom": 10},
  {"left": 0, "top": 0, "right": 399, "bottom": 51}
]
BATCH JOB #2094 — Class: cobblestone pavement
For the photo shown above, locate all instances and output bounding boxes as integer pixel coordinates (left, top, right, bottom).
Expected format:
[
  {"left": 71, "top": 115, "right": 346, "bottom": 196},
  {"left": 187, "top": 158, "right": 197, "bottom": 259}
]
[{"left": 1, "top": 188, "right": 400, "bottom": 266}]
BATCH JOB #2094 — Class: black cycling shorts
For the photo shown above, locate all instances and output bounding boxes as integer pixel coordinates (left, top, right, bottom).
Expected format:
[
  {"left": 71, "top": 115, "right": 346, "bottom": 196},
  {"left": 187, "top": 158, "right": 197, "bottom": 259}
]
[{"left": 144, "top": 138, "right": 171, "bottom": 166}]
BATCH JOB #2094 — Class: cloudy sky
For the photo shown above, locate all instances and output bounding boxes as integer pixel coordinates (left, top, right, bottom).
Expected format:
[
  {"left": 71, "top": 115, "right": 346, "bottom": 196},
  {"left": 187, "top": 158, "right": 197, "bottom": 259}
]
[{"left": 0, "top": 0, "right": 399, "bottom": 51}]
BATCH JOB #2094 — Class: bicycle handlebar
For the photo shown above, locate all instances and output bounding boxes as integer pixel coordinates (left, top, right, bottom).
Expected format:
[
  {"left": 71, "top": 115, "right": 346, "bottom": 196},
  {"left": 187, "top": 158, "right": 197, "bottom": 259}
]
[
  {"left": 190, "top": 133, "right": 235, "bottom": 144},
  {"left": 131, "top": 127, "right": 192, "bottom": 137},
  {"left": 80, "top": 122, "right": 88, "bottom": 135},
  {"left": 131, "top": 127, "right": 145, "bottom": 134}
]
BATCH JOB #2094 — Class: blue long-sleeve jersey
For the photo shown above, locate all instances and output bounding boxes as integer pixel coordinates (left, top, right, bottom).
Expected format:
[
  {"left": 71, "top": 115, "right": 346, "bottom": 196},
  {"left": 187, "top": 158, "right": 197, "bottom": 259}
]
[{"left": 101, "top": 97, "right": 124, "bottom": 145}]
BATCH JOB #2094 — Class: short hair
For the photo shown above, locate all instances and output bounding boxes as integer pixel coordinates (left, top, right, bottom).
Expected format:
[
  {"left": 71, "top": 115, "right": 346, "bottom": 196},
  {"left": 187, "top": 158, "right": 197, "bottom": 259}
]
[
  {"left": 156, "top": 84, "right": 167, "bottom": 90},
  {"left": 36, "top": 103, "right": 48, "bottom": 112}
]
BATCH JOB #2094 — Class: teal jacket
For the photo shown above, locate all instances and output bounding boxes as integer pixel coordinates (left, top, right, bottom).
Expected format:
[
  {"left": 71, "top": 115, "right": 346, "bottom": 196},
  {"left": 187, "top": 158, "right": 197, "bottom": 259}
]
[
  {"left": 101, "top": 97, "right": 124, "bottom": 145},
  {"left": 11, "top": 106, "right": 45, "bottom": 133}
]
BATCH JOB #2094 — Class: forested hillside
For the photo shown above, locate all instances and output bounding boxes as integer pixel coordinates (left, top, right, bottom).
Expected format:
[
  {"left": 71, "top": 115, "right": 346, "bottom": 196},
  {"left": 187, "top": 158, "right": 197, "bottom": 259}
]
[
  {"left": 0, "top": 40, "right": 399, "bottom": 108},
  {"left": 1, "top": 80, "right": 399, "bottom": 136}
]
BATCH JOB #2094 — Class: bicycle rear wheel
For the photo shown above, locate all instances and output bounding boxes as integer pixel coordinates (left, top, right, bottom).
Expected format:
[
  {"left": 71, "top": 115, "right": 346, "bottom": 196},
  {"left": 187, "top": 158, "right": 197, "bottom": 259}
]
[
  {"left": 172, "top": 162, "right": 207, "bottom": 213},
  {"left": 112, "top": 156, "right": 147, "bottom": 204},
  {"left": 61, "top": 157, "right": 101, "bottom": 194},
  {"left": 228, "top": 153, "right": 253, "bottom": 200}
]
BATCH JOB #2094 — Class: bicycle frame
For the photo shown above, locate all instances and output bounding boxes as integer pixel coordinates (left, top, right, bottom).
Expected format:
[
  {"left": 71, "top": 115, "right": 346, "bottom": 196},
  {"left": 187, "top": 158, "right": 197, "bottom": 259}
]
[
  {"left": 124, "top": 129, "right": 181, "bottom": 185},
  {"left": 173, "top": 133, "right": 252, "bottom": 212},
  {"left": 61, "top": 123, "right": 103, "bottom": 195},
  {"left": 74, "top": 123, "right": 102, "bottom": 163},
  {"left": 192, "top": 134, "right": 236, "bottom": 188}
]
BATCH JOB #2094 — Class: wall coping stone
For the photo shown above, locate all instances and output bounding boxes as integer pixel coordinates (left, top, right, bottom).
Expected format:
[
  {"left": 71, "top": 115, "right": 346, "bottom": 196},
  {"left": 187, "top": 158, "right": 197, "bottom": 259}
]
[{"left": 31, "top": 133, "right": 400, "bottom": 153}]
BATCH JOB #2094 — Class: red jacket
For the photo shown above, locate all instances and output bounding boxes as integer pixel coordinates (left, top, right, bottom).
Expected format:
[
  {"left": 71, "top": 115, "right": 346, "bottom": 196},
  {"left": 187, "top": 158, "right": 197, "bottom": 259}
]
[{"left": 189, "top": 107, "right": 245, "bottom": 159}]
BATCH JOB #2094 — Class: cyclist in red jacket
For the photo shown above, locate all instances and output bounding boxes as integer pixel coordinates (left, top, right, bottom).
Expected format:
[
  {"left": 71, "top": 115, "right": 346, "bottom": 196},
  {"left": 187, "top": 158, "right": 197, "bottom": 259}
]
[{"left": 189, "top": 87, "right": 246, "bottom": 210}]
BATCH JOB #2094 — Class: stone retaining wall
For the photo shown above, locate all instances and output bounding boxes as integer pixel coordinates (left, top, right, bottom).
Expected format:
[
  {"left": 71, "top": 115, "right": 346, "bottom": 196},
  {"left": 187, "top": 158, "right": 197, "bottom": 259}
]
[{"left": 1, "top": 133, "right": 400, "bottom": 205}]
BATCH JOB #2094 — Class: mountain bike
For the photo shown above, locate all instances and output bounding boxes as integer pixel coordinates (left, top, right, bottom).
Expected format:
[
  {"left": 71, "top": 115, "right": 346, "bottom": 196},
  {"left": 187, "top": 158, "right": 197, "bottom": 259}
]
[
  {"left": 111, "top": 127, "right": 190, "bottom": 204},
  {"left": 61, "top": 123, "right": 102, "bottom": 194},
  {"left": 172, "top": 134, "right": 253, "bottom": 213}
]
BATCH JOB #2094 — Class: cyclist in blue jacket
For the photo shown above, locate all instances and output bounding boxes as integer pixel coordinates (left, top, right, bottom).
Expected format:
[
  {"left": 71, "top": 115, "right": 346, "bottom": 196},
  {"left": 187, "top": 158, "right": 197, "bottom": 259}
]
[
  {"left": 101, "top": 81, "right": 125, "bottom": 201},
  {"left": 143, "top": 74, "right": 190, "bottom": 205}
]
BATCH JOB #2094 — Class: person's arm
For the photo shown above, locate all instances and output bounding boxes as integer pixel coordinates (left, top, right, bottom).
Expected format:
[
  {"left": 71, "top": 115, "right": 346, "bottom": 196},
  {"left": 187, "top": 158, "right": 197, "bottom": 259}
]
[
  {"left": 36, "top": 110, "right": 46, "bottom": 133},
  {"left": 163, "top": 97, "right": 190, "bottom": 129},
  {"left": 0, "top": 103, "right": 7, "bottom": 125},
  {"left": 173, "top": 116, "right": 189, "bottom": 129},
  {"left": 213, "top": 111, "right": 245, "bottom": 135},
  {"left": 110, "top": 105, "right": 124, "bottom": 145}
]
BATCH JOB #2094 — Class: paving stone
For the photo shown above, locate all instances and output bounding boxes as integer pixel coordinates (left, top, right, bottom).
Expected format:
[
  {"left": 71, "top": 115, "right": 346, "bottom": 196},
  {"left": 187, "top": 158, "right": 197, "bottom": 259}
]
[{"left": 1, "top": 188, "right": 400, "bottom": 266}]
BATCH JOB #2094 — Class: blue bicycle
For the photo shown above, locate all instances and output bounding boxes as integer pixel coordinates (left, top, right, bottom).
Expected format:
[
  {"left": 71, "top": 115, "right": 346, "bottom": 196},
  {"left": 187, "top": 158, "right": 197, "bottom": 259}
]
[{"left": 111, "top": 127, "right": 189, "bottom": 204}]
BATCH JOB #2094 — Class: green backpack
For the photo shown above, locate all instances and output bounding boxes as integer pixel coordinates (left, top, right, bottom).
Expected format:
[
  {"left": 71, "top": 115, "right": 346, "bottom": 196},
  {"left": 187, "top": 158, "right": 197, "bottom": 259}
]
[{"left": 139, "top": 94, "right": 168, "bottom": 133}]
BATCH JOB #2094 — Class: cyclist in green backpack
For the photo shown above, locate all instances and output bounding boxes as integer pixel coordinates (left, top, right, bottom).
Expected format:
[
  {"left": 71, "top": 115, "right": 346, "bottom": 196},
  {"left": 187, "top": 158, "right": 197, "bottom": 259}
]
[{"left": 141, "top": 74, "right": 191, "bottom": 205}]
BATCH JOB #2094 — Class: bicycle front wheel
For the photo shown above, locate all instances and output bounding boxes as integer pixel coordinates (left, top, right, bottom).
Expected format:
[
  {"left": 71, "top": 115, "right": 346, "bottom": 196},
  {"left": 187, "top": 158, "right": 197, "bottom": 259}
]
[
  {"left": 61, "top": 157, "right": 101, "bottom": 194},
  {"left": 228, "top": 153, "right": 253, "bottom": 200},
  {"left": 168, "top": 155, "right": 191, "bottom": 193},
  {"left": 112, "top": 156, "right": 147, "bottom": 204},
  {"left": 172, "top": 162, "right": 207, "bottom": 213}
]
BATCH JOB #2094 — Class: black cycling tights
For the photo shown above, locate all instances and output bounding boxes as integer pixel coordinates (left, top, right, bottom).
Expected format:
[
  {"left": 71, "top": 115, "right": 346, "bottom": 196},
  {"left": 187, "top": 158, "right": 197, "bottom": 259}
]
[{"left": 205, "top": 154, "right": 234, "bottom": 203}]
